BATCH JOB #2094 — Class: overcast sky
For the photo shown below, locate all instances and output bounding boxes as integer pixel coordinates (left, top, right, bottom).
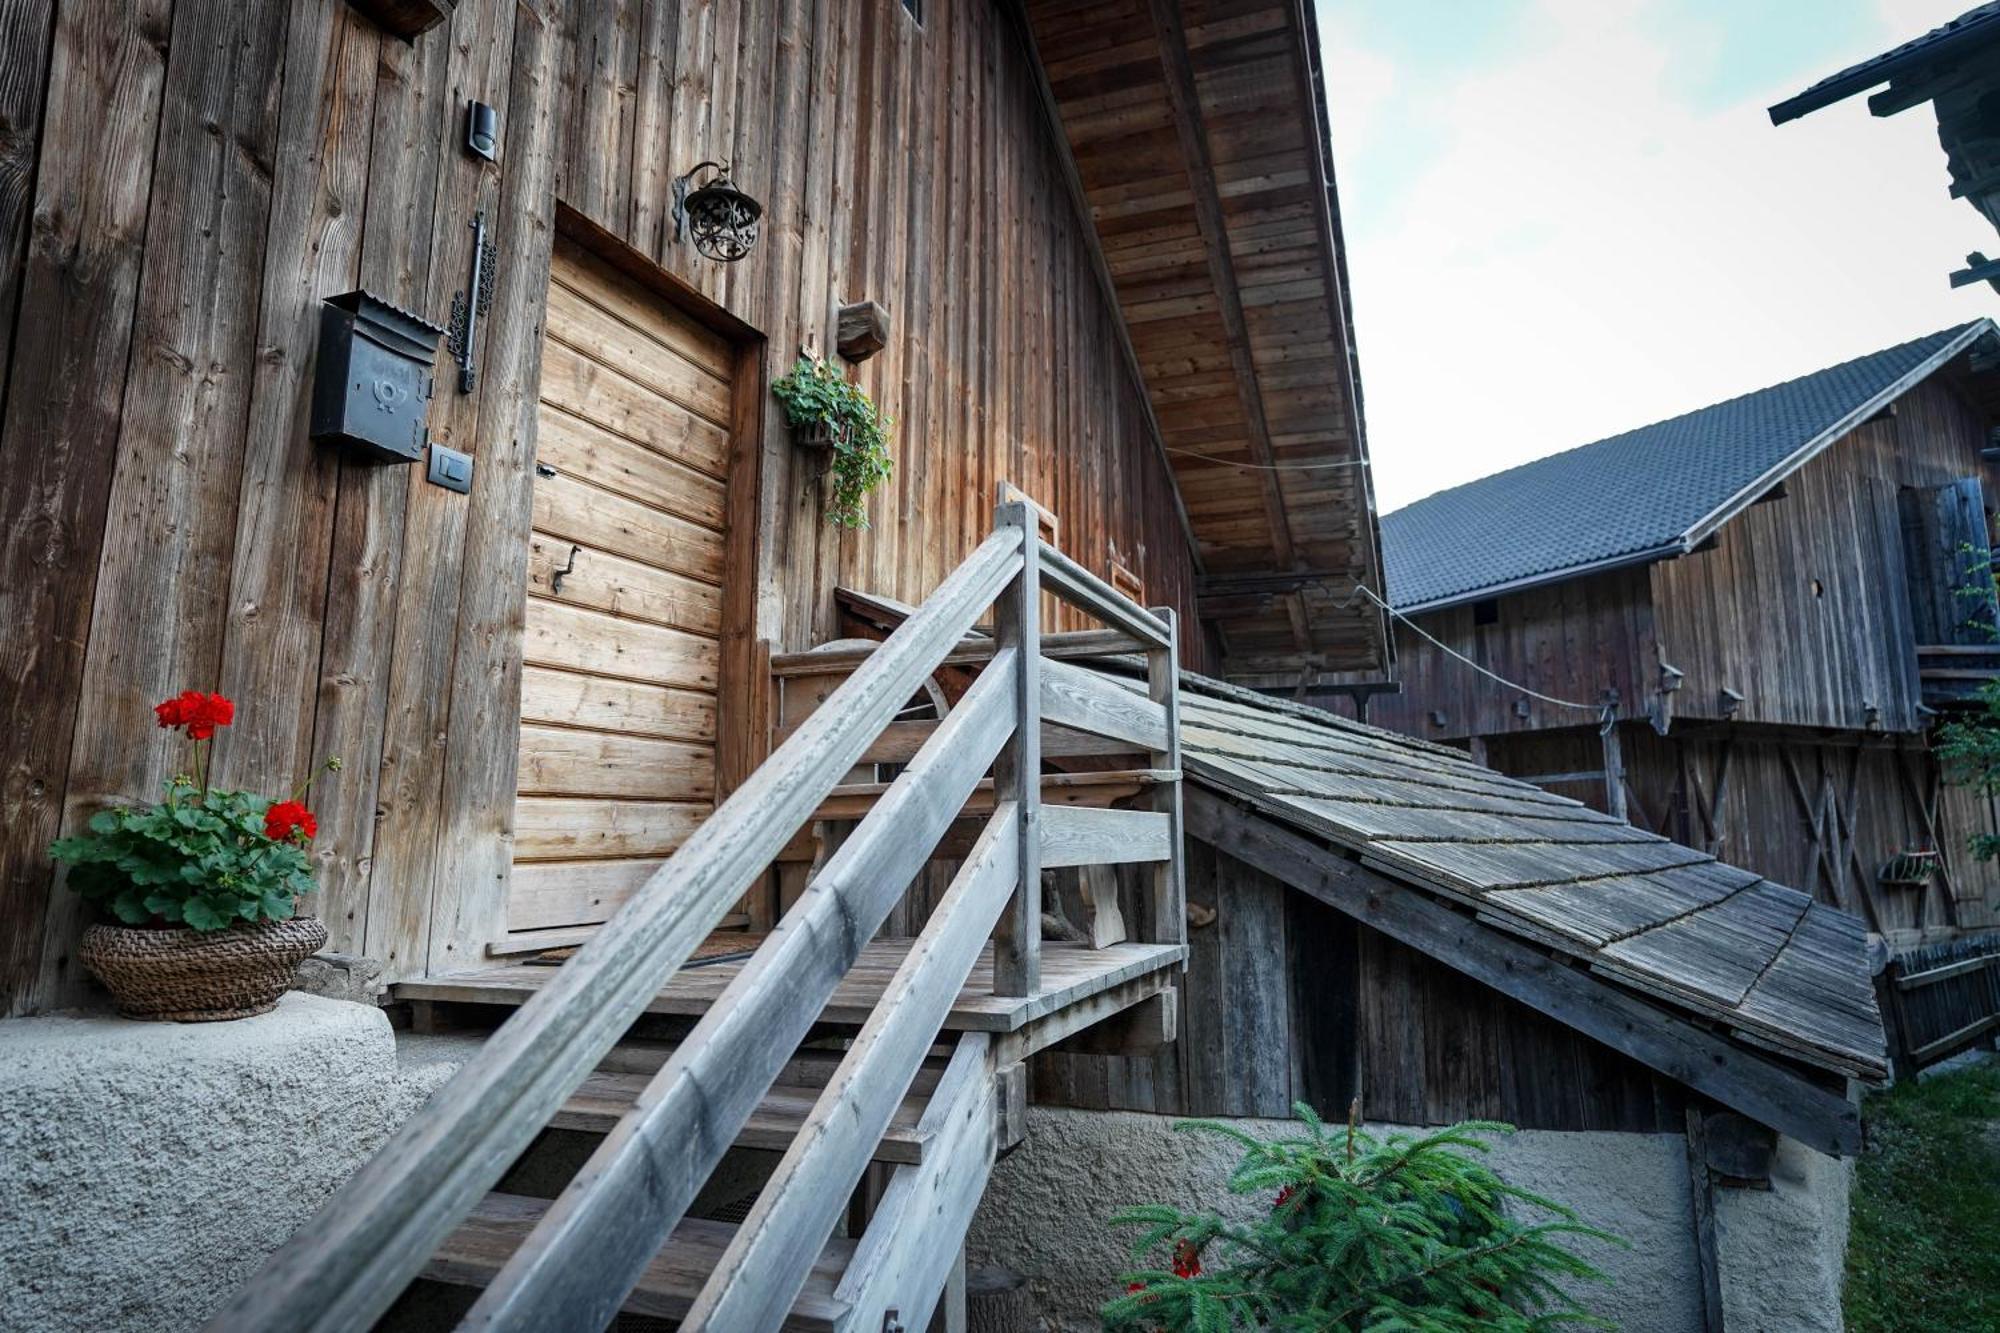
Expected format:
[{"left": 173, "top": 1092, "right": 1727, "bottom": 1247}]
[{"left": 1315, "top": 0, "right": 2000, "bottom": 515}]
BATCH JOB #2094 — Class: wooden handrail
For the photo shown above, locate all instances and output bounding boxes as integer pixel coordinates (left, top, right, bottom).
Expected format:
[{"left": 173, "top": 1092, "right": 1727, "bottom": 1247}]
[
  {"left": 207, "top": 525, "right": 1025, "bottom": 1333},
  {"left": 459, "top": 650, "right": 1022, "bottom": 1330},
  {"left": 767, "top": 625, "right": 1147, "bottom": 675},
  {"left": 683, "top": 803, "right": 1024, "bottom": 1326},
  {"left": 1036, "top": 538, "right": 1172, "bottom": 646}
]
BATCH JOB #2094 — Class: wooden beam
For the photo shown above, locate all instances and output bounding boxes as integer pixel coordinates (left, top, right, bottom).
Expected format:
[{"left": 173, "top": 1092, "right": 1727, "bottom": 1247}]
[
  {"left": 1040, "top": 806, "right": 1174, "bottom": 869},
  {"left": 1039, "top": 657, "right": 1169, "bottom": 752},
  {"left": 1048, "top": 987, "right": 1177, "bottom": 1056},
  {"left": 993, "top": 500, "right": 1042, "bottom": 997},
  {"left": 1036, "top": 540, "right": 1172, "bottom": 647},
  {"left": 1144, "top": 0, "right": 1302, "bottom": 615},
  {"left": 1685, "top": 1107, "right": 1726, "bottom": 1333},
  {"left": 1184, "top": 787, "right": 1862, "bottom": 1154},
  {"left": 769, "top": 626, "right": 1143, "bottom": 676},
  {"left": 835, "top": 1034, "right": 998, "bottom": 1332}
]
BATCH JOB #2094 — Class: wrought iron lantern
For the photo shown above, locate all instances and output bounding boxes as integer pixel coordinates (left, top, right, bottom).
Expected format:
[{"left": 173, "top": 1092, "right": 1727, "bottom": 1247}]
[{"left": 673, "top": 161, "right": 762, "bottom": 263}]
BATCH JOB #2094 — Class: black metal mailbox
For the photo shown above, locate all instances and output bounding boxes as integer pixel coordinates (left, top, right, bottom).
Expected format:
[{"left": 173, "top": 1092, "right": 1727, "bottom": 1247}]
[{"left": 310, "top": 291, "right": 446, "bottom": 464}]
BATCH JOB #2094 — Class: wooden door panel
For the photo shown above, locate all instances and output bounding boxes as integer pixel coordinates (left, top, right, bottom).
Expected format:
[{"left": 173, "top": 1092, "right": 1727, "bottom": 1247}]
[{"left": 508, "top": 241, "right": 735, "bottom": 939}]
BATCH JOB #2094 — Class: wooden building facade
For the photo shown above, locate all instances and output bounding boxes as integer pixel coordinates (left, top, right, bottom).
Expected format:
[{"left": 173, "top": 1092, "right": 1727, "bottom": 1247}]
[
  {"left": 0, "top": 0, "right": 1388, "bottom": 1014},
  {"left": 1370, "top": 326, "right": 2000, "bottom": 942}
]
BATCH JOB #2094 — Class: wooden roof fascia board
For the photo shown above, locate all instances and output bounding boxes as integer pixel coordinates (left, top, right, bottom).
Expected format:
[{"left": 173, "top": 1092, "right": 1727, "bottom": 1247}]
[
  {"left": 1143, "top": 0, "right": 1302, "bottom": 603},
  {"left": 1392, "top": 539, "right": 1691, "bottom": 617},
  {"left": 1679, "top": 319, "right": 1995, "bottom": 552},
  {"left": 1184, "top": 786, "right": 1863, "bottom": 1154},
  {"left": 1000, "top": 0, "right": 1206, "bottom": 577}
]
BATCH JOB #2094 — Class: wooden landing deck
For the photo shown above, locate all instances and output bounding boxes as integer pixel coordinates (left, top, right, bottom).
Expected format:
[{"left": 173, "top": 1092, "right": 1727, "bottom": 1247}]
[{"left": 399, "top": 939, "right": 1185, "bottom": 1034}]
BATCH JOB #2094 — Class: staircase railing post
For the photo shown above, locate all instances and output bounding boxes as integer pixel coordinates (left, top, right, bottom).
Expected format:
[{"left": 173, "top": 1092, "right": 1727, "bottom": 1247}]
[
  {"left": 1146, "top": 606, "right": 1186, "bottom": 951},
  {"left": 993, "top": 497, "right": 1041, "bottom": 996}
]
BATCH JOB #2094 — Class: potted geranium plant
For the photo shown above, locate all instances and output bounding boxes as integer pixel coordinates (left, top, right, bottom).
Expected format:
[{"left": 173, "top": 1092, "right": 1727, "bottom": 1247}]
[
  {"left": 49, "top": 689, "right": 339, "bottom": 1022},
  {"left": 770, "top": 353, "right": 894, "bottom": 529}
]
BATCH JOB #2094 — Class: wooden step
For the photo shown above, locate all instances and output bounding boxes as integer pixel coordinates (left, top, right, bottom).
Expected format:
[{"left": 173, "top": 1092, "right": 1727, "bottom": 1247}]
[
  {"left": 552, "top": 1067, "right": 933, "bottom": 1164},
  {"left": 424, "top": 1192, "right": 855, "bottom": 1332}
]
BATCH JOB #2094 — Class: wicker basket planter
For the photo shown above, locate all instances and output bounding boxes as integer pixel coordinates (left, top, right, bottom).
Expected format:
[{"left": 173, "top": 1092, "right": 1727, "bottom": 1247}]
[{"left": 78, "top": 916, "right": 327, "bottom": 1022}]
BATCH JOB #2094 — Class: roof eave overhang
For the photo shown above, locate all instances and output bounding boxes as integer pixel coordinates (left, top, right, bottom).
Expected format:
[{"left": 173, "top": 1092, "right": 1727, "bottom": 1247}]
[{"left": 1014, "top": 0, "right": 1392, "bottom": 677}]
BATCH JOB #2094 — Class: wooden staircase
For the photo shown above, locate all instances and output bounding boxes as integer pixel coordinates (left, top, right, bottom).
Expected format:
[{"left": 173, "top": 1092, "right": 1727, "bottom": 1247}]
[{"left": 209, "top": 496, "right": 1187, "bottom": 1333}]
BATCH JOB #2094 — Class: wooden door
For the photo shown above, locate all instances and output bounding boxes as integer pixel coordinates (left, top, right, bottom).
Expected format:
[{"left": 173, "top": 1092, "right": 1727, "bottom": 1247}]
[
  {"left": 506, "top": 240, "right": 737, "bottom": 945},
  {"left": 1900, "top": 476, "right": 1999, "bottom": 645}
]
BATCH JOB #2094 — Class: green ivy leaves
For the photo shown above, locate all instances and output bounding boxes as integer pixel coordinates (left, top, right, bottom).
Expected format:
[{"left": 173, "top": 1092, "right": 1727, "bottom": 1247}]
[
  {"left": 51, "top": 780, "right": 316, "bottom": 934},
  {"left": 771, "top": 355, "right": 895, "bottom": 529}
]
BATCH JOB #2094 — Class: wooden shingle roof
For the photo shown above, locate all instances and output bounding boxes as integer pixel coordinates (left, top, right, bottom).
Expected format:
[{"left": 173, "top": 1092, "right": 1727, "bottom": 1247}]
[{"left": 1145, "top": 673, "right": 1887, "bottom": 1083}]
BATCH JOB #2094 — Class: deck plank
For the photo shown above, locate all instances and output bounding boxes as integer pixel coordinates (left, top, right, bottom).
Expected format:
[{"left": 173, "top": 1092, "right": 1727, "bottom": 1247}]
[{"left": 398, "top": 939, "right": 1187, "bottom": 1033}]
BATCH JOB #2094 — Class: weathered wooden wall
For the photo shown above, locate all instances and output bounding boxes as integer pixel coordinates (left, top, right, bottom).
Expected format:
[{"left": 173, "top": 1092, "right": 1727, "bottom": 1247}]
[
  {"left": 552, "top": 0, "right": 1197, "bottom": 655},
  {"left": 1363, "top": 565, "right": 1659, "bottom": 742},
  {"left": 1371, "top": 373, "right": 1994, "bottom": 744},
  {"left": 1650, "top": 375, "right": 1995, "bottom": 735},
  {"left": 1480, "top": 723, "right": 2000, "bottom": 938},
  {"left": 0, "top": 0, "right": 1201, "bottom": 1013},
  {"left": 1034, "top": 840, "right": 1690, "bottom": 1132}
]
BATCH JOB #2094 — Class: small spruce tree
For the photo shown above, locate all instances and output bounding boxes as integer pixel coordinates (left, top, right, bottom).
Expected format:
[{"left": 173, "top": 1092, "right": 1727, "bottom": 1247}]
[{"left": 1102, "top": 1103, "right": 1622, "bottom": 1332}]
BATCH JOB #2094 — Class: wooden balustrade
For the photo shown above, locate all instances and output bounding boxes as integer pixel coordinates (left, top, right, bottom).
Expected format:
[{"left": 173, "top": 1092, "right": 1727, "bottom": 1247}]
[{"left": 211, "top": 490, "right": 1186, "bottom": 1332}]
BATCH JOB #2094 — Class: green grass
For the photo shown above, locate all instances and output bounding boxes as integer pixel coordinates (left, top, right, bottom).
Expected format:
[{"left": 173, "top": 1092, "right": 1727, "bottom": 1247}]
[{"left": 1843, "top": 1058, "right": 2000, "bottom": 1332}]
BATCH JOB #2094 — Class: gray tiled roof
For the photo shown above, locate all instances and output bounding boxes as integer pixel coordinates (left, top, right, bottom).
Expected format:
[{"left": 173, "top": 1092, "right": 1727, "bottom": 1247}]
[{"left": 1381, "top": 324, "right": 1985, "bottom": 611}]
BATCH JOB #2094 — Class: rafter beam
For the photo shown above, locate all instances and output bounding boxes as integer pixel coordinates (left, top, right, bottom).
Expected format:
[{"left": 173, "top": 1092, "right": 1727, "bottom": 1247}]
[{"left": 1145, "top": 0, "right": 1301, "bottom": 620}]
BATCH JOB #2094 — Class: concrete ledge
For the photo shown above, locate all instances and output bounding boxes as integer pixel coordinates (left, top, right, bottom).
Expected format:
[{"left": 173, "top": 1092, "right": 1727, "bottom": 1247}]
[
  {"left": 969, "top": 1107, "right": 1850, "bottom": 1333},
  {"left": 0, "top": 993, "right": 452, "bottom": 1332}
]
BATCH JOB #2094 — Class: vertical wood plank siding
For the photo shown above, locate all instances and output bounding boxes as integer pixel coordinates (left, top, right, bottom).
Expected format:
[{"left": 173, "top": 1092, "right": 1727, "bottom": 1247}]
[
  {"left": 1033, "top": 845, "right": 1688, "bottom": 1132},
  {"left": 1375, "top": 375, "right": 1994, "bottom": 743},
  {"left": 0, "top": 0, "right": 1198, "bottom": 1010}
]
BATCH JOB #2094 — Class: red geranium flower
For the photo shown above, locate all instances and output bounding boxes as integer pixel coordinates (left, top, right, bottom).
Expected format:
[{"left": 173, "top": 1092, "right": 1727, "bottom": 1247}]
[
  {"left": 264, "top": 800, "right": 318, "bottom": 843},
  {"left": 155, "top": 690, "right": 234, "bottom": 741},
  {"left": 1172, "top": 1239, "right": 1202, "bottom": 1279}
]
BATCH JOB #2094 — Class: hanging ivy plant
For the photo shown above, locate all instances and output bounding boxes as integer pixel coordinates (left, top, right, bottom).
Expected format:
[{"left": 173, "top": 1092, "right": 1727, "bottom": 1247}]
[{"left": 771, "top": 354, "right": 894, "bottom": 529}]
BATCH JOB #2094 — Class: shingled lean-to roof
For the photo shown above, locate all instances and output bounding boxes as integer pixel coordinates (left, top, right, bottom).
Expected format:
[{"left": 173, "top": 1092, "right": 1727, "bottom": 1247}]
[
  {"left": 1381, "top": 321, "right": 1992, "bottom": 612},
  {"left": 1112, "top": 670, "right": 1887, "bottom": 1088}
]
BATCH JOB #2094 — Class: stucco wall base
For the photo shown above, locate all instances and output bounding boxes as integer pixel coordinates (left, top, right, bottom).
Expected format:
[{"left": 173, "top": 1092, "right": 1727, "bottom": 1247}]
[
  {"left": 0, "top": 993, "right": 451, "bottom": 1332},
  {"left": 969, "top": 1107, "right": 1850, "bottom": 1333}
]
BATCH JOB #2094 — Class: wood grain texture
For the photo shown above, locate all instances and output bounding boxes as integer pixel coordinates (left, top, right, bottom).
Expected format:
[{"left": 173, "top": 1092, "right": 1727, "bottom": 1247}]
[{"left": 4, "top": 0, "right": 198, "bottom": 1010}]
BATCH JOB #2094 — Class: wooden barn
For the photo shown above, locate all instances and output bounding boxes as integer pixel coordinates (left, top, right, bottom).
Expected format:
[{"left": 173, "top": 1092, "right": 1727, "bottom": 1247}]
[
  {"left": 0, "top": 2, "right": 1885, "bottom": 1330},
  {"left": 1372, "top": 324, "right": 2000, "bottom": 947}
]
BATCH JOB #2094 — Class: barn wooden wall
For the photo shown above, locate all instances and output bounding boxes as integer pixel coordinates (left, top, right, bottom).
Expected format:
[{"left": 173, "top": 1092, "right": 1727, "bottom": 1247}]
[
  {"left": 1362, "top": 565, "right": 1660, "bottom": 742},
  {"left": 1371, "top": 373, "right": 1994, "bottom": 745},
  {"left": 0, "top": 0, "right": 1201, "bottom": 1014},
  {"left": 1650, "top": 375, "right": 1995, "bottom": 735},
  {"left": 1034, "top": 840, "right": 1690, "bottom": 1132}
]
